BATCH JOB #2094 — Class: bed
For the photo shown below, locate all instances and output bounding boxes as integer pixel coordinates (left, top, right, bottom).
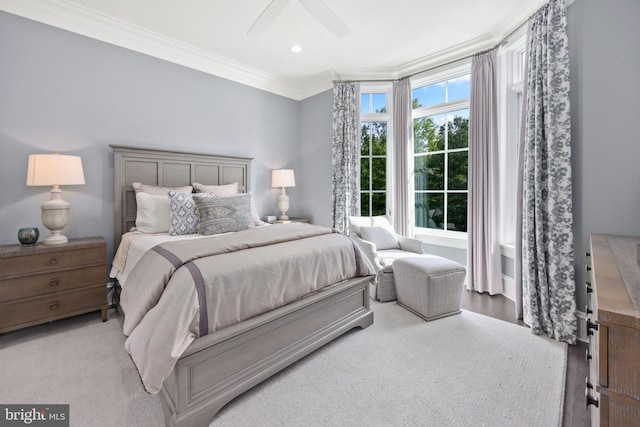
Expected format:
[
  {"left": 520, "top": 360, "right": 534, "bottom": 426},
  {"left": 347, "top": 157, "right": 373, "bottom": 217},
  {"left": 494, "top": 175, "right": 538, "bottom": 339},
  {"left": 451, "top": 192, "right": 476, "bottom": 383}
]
[{"left": 110, "top": 145, "right": 375, "bottom": 427}]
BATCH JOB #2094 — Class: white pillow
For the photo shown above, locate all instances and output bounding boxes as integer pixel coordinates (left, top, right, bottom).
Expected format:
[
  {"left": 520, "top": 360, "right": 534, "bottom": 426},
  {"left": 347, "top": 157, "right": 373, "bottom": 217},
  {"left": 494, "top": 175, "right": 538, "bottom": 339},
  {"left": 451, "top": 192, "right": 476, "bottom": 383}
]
[
  {"left": 193, "top": 182, "right": 238, "bottom": 196},
  {"left": 132, "top": 182, "right": 193, "bottom": 195},
  {"left": 135, "top": 192, "right": 170, "bottom": 233},
  {"left": 360, "top": 226, "right": 400, "bottom": 250},
  {"left": 248, "top": 192, "right": 265, "bottom": 226}
]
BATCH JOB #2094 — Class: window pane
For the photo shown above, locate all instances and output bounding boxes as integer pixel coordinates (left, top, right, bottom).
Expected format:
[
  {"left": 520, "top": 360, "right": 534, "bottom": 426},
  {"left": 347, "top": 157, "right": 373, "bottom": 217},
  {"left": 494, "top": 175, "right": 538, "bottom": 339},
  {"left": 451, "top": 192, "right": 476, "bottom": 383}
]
[
  {"left": 448, "top": 151, "right": 468, "bottom": 190},
  {"left": 360, "top": 93, "right": 370, "bottom": 114},
  {"left": 370, "top": 122, "right": 387, "bottom": 156},
  {"left": 361, "top": 122, "right": 371, "bottom": 155},
  {"left": 412, "top": 82, "right": 445, "bottom": 108},
  {"left": 414, "top": 154, "right": 444, "bottom": 191},
  {"left": 371, "top": 193, "right": 386, "bottom": 216},
  {"left": 414, "top": 114, "right": 445, "bottom": 153},
  {"left": 360, "top": 158, "right": 370, "bottom": 191},
  {"left": 371, "top": 158, "right": 386, "bottom": 190},
  {"left": 415, "top": 193, "right": 444, "bottom": 229},
  {"left": 447, "top": 109, "right": 469, "bottom": 149},
  {"left": 372, "top": 93, "right": 386, "bottom": 113},
  {"left": 360, "top": 194, "right": 370, "bottom": 216},
  {"left": 447, "top": 193, "right": 468, "bottom": 232},
  {"left": 447, "top": 75, "right": 470, "bottom": 101}
]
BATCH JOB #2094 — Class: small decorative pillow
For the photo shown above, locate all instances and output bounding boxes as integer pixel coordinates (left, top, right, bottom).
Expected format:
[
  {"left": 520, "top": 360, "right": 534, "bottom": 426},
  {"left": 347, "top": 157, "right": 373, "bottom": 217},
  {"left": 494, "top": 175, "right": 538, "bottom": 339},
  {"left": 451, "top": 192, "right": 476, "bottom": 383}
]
[
  {"left": 193, "top": 193, "right": 254, "bottom": 235},
  {"left": 132, "top": 182, "right": 193, "bottom": 195},
  {"left": 360, "top": 226, "right": 400, "bottom": 250},
  {"left": 192, "top": 182, "right": 238, "bottom": 196},
  {"left": 167, "top": 191, "right": 215, "bottom": 236},
  {"left": 135, "top": 192, "right": 170, "bottom": 233}
]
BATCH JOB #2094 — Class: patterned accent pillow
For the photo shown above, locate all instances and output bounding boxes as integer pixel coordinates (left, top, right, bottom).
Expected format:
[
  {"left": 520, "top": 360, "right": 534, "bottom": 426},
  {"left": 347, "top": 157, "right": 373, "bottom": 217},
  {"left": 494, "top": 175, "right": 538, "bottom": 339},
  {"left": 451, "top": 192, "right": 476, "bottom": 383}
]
[
  {"left": 360, "top": 226, "right": 400, "bottom": 250},
  {"left": 193, "top": 193, "right": 254, "bottom": 235},
  {"left": 192, "top": 182, "right": 238, "bottom": 196},
  {"left": 167, "top": 191, "right": 215, "bottom": 236}
]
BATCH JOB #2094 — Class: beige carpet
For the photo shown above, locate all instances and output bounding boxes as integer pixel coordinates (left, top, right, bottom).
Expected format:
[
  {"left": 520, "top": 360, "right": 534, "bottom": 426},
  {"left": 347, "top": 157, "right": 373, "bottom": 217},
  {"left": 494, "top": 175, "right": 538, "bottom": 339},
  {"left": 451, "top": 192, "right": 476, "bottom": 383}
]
[{"left": 0, "top": 302, "right": 567, "bottom": 427}]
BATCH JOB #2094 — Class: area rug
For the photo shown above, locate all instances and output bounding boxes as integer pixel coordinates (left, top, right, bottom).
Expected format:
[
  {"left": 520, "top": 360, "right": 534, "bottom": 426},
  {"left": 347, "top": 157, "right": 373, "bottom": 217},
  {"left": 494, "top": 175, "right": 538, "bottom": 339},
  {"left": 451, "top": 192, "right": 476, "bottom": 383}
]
[{"left": 0, "top": 302, "right": 566, "bottom": 427}]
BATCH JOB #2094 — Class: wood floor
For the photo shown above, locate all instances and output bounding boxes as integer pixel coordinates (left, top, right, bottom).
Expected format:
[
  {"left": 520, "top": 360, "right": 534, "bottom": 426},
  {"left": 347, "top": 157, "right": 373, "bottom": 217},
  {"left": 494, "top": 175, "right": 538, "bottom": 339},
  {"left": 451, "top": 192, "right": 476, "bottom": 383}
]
[{"left": 461, "top": 291, "right": 590, "bottom": 427}]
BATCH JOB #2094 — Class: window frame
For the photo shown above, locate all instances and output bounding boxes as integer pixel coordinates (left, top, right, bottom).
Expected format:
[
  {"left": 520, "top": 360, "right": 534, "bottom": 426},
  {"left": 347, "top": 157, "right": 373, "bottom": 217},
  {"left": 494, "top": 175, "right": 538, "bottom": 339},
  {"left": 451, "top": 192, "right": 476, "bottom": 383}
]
[
  {"left": 359, "top": 83, "right": 393, "bottom": 218},
  {"left": 497, "top": 33, "right": 526, "bottom": 252},
  {"left": 410, "top": 61, "right": 471, "bottom": 246}
]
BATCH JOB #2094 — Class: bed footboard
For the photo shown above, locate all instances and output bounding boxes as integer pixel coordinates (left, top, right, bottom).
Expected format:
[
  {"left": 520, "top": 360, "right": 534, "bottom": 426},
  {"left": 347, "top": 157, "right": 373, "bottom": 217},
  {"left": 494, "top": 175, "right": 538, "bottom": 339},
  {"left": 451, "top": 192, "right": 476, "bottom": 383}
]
[{"left": 159, "top": 276, "right": 373, "bottom": 427}]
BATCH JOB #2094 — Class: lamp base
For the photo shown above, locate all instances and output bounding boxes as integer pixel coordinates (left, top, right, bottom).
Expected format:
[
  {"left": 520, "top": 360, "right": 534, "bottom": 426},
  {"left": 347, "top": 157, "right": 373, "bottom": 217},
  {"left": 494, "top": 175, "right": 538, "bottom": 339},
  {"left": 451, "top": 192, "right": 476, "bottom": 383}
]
[
  {"left": 41, "top": 188, "right": 71, "bottom": 246},
  {"left": 277, "top": 188, "right": 290, "bottom": 221},
  {"left": 43, "top": 233, "right": 69, "bottom": 246}
]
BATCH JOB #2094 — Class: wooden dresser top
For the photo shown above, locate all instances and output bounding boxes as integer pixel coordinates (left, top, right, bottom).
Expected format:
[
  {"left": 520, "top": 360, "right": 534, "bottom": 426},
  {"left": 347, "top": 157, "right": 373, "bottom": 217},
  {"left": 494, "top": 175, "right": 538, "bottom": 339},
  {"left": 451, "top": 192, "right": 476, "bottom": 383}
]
[
  {"left": 0, "top": 236, "right": 106, "bottom": 259},
  {"left": 591, "top": 233, "right": 640, "bottom": 329}
]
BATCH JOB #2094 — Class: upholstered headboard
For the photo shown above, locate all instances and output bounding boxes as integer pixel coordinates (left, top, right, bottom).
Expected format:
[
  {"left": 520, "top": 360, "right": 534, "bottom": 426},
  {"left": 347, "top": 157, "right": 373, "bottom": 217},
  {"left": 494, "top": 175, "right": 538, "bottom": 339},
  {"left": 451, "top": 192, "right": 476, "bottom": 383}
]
[{"left": 111, "top": 145, "right": 253, "bottom": 249}]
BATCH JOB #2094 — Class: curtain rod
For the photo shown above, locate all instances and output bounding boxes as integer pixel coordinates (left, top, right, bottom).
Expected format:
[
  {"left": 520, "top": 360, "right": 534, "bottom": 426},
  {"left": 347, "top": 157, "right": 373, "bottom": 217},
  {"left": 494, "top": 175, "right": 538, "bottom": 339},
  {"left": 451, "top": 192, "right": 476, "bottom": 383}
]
[{"left": 335, "top": 18, "right": 529, "bottom": 84}]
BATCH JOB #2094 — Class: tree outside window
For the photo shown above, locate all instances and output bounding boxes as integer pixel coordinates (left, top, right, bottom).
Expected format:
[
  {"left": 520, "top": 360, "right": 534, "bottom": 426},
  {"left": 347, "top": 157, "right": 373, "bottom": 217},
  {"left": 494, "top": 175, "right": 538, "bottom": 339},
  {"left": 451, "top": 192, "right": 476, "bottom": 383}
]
[{"left": 413, "top": 75, "right": 470, "bottom": 232}]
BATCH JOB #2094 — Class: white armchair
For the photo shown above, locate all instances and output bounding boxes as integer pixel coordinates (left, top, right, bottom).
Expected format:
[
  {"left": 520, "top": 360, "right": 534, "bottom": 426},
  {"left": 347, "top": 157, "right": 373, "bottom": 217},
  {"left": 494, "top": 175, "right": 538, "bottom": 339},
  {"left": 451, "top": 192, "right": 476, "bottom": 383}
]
[{"left": 349, "top": 216, "right": 425, "bottom": 302}]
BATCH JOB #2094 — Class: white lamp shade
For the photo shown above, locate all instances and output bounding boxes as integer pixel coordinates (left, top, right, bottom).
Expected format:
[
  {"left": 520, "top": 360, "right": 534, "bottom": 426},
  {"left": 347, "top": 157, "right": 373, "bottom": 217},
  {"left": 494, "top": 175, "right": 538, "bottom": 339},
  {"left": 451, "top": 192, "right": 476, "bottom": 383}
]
[
  {"left": 26, "top": 154, "right": 85, "bottom": 186},
  {"left": 271, "top": 169, "right": 296, "bottom": 188}
]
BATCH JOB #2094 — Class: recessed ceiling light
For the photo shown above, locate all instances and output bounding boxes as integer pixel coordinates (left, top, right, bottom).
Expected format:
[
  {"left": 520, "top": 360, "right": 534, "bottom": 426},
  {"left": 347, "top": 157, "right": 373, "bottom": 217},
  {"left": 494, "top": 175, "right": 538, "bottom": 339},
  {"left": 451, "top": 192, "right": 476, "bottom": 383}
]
[{"left": 290, "top": 45, "right": 302, "bottom": 53}]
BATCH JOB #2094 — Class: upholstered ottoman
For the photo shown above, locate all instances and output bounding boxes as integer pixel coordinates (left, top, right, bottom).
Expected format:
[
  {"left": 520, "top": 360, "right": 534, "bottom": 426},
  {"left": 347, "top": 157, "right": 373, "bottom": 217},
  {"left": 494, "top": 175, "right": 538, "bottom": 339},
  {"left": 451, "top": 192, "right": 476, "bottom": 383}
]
[{"left": 393, "top": 256, "right": 466, "bottom": 321}]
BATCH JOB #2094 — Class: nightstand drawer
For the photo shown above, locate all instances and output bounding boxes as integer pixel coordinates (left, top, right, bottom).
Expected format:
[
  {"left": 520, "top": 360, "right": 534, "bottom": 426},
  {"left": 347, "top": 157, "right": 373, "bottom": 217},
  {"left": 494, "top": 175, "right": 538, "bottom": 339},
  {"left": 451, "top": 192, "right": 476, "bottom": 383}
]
[
  {"left": 0, "top": 285, "right": 105, "bottom": 331},
  {"left": 0, "top": 265, "right": 106, "bottom": 303},
  {"left": 0, "top": 247, "right": 104, "bottom": 278}
]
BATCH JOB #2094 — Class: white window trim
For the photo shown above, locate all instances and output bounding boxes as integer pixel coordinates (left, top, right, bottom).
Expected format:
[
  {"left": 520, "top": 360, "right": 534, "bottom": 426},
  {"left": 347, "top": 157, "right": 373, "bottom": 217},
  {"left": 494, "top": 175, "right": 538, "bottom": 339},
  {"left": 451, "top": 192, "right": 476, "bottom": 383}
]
[
  {"left": 360, "top": 83, "right": 393, "bottom": 218},
  {"left": 410, "top": 62, "right": 471, "bottom": 242}
]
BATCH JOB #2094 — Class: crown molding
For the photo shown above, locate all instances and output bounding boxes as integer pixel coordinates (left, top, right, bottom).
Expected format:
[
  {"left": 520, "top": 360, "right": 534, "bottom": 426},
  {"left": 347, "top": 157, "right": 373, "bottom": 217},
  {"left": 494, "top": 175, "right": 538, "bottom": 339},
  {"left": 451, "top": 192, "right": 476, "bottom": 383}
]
[
  {"left": 0, "top": 0, "right": 555, "bottom": 101},
  {"left": 0, "top": 0, "right": 303, "bottom": 99}
]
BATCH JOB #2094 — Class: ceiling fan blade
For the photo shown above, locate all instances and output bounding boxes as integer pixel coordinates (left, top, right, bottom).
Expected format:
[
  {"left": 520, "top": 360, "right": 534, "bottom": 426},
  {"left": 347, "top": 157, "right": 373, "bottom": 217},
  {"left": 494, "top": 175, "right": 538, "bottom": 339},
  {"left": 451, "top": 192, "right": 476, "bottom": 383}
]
[
  {"left": 298, "top": 0, "right": 350, "bottom": 38},
  {"left": 248, "top": 0, "right": 290, "bottom": 36}
]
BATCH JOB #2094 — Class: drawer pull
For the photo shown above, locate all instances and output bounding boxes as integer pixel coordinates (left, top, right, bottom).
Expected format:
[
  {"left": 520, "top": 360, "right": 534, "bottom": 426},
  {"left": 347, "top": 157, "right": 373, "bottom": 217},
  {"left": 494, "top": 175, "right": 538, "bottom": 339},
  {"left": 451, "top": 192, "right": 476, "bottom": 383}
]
[
  {"left": 585, "top": 349, "right": 592, "bottom": 362},
  {"left": 49, "top": 278, "right": 59, "bottom": 287},
  {"left": 585, "top": 392, "right": 599, "bottom": 408},
  {"left": 586, "top": 281, "right": 593, "bottom": 294},
  {"left": 50, "top": 257, "right": 59, "bottom": 264},
  {"left": 585, "top": 376, "right": 593, "bottom": 389},
  {"left": 49, "top": 301, "right": 59, "bottom": 311},
  {"left": 586, "top": 319, "right": 599, "bottom": 336},
  {"left": 585, "top": 264, "right": 591, "bottom": 272},
  {"left": 585, "top": 305, "right": 592, "bottom": 315},
  {"left": 586, "top": 251, "right": 591, "bottom": 258}
]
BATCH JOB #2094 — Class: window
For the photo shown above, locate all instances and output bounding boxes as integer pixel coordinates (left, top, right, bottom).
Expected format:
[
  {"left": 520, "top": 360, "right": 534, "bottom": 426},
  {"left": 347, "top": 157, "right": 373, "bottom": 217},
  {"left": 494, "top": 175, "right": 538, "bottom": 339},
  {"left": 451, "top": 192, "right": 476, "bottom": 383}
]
[
  {"left": 360, "top": 86, "right": 392, "bottom": 217},
  {"left": 498, "top": 36, "right": 526, "bottom": 246},
  {"left": 412, "top": 67, "right": 470, "bottom": 233}
]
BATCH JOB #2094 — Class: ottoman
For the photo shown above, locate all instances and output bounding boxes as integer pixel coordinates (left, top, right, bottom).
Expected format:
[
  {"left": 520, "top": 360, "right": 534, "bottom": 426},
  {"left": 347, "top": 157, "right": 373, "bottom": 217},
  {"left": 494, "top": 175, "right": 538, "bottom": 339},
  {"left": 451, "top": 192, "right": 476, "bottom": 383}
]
[{"left": 393, "top": 256, "right": 466, "bottom": 321}]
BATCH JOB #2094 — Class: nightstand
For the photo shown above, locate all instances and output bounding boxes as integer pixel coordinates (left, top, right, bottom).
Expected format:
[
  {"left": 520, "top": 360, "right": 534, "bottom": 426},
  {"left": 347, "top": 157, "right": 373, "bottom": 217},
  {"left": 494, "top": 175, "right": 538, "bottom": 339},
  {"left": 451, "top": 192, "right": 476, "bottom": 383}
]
[
  {"left": 0, "top": 237, "right": 108, "bottom": 334},
  {"left": 268, "top": 218, "right": 311, "bottom": 224}
]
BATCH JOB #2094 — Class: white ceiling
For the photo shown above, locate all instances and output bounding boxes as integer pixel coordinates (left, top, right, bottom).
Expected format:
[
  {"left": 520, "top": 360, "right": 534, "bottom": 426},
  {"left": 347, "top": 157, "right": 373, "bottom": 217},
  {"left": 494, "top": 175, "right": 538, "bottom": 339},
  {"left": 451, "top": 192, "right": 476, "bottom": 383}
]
[{"left": 0, "top": 0, "right": 547, "bottom": 99}]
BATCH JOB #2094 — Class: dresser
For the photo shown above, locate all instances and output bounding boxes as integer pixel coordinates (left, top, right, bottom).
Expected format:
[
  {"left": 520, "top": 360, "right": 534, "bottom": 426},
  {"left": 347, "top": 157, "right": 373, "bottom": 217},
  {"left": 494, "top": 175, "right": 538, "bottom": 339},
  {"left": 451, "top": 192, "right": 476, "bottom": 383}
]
[
  {"left": 0, "top": 237, "right": 108, "bottom": 334},
  {"left": 586, "top": 234, "right": 640, "bottom": 426}
]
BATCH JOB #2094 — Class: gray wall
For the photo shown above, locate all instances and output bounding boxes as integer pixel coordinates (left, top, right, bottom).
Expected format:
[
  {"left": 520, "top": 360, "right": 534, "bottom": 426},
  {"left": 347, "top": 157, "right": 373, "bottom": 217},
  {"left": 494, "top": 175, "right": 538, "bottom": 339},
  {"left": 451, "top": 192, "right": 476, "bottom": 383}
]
[
  {"left": 295, "top": 90, "right": 334, "bottom": 227},
  {"left": 569, "top": 0, "right": 640, "bottom": 310},
  {"left": 0, "top": 12, "right": 302, "bottom": 260}
]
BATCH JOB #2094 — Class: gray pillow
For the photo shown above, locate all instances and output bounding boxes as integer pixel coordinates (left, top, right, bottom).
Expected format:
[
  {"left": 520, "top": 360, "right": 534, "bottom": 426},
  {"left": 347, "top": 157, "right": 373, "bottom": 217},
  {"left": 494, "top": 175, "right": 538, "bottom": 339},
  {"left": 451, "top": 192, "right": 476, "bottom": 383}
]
[
  {"left": 360, "top": 226, "right": 400, "bottom": 250},
  {"left": 168, "top": 190, "right": 215, "bottom": 236},
  {"left": 193, "top": 193, "right": 254, "bottom": 235}
]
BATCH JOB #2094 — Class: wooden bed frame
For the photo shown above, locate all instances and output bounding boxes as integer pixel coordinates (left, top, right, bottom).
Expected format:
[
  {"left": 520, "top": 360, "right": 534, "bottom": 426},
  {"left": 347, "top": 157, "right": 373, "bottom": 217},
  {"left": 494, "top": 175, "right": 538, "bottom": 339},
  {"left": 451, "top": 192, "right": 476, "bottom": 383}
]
[{"left": 111, "top": 145, "right": 374, "bottom": 427}]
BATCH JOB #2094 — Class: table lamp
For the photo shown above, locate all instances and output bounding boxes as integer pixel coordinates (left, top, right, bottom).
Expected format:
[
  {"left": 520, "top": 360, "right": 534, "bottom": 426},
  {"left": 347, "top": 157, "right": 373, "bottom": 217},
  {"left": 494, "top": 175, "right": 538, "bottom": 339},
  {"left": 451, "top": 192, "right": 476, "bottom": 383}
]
[
  {"left": 26, "top": 153, "right": 85, "bottom": 245},
  {"left": 271, "top": 169, "right": 296, "bottom": 220}
]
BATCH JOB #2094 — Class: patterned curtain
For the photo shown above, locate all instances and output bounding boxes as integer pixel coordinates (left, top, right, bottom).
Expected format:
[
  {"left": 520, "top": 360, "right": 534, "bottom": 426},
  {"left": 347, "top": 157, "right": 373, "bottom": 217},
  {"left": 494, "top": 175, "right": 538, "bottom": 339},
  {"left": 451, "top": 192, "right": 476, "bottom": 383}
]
[
  {"left": 517, "top": 0, "right": 576, "bottom": 344},
  {"left": 332, "top": 82, "right": 361, "bottom": 234},
  {"left": 466, "top": 50, "right": 503, "bottom": 295}
]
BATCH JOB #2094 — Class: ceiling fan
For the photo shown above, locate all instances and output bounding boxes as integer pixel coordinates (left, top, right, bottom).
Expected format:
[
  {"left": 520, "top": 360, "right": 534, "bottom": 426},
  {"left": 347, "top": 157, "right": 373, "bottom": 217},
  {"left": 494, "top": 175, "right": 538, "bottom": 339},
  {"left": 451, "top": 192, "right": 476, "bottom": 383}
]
[{"left": 248, "top": 0, "right": 350, "bottom": 38}]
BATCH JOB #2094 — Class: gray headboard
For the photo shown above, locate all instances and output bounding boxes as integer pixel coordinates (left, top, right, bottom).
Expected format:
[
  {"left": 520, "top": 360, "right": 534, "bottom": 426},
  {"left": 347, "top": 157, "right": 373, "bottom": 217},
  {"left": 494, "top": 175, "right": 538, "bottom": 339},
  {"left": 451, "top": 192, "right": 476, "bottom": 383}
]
[{"left": 111, "top": 145, "right": 253, "bottom": 249}]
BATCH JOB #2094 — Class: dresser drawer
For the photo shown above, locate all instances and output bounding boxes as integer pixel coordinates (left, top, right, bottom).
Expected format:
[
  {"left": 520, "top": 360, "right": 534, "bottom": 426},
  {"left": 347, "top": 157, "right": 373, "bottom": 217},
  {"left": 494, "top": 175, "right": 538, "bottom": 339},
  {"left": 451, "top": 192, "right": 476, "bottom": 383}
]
[
  {"left": 0, "top": 265, "right": 106, "bottom": 303},
  {"left": 0, "top": 247, "right": 105, "bottom": 278},
  {"left": 0, "top": 285, "right": 105, "bottom": 331}
]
